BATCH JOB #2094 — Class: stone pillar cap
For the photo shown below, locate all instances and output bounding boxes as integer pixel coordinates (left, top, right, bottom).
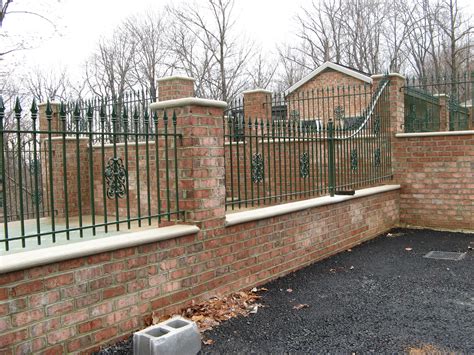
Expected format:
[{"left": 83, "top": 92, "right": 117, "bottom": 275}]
[
  {"left": 242, "top": 88, "right": 273, "bottom": 95},
  {"left": 157, "top": 76, "right": 196, "bottom": 82},
  {"left": 150, "top": 97, "right": 227, "bottom": 111},
  {"left": 371, "top": 73, "right": 405, "bottom": 80},
  {"left": 38, "top": 101, "right": 61, "bottom": 106}
]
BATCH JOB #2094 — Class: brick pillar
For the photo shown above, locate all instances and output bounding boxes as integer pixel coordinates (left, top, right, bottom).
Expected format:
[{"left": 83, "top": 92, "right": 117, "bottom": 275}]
[
  {"left": 243, "top": 89, "right": 272, "bottom": 119},
  {"left": 38, "top": 102, "right": 61, "bottom": 138},
  {"left": 371, "top": 73, "right": 405, "bottom": 135},
  {"left": 152, "top": 81, "right": 227, "bottom": 231},
  {"left": 157, "top": 76, "right": 195, "bottom": 101},
  {"left": 436, "top": 94, "right": 449, "bottom": 131},
  {"left": 39, "top": 103, "right": 90, "bottom": 218},
  {"left": 371, "top": 73, "right": 405, "bottom": 184}
]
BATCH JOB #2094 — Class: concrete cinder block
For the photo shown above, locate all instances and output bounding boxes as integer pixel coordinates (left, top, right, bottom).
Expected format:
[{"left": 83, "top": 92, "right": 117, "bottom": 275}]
[{"left": 133, "top": 316, "right": 201, "bottom": 355}]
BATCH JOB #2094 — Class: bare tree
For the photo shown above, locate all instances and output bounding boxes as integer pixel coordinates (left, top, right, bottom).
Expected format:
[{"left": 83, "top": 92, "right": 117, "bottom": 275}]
[
  {"left": 247, "top": 51, "right": 278, "bottom": 90},
  {"left": 25, "top": 67, "right": 70, "bottom": 102},
  {"left": 84, "top": 30, "right": 136, "bottom": 105},
  {"left": 169, "top": 0, "right": 253, "bottom": 101},
  {"left": 294, "top": 0, "right": 345, "bottom": 68},
  {"left": 437, "top": 0, "right": 473, "bottom": 78},
  {"left": 276, "top": 45, "right": 309, "bottom": 91},
  {"left": 0, "top": 0, "right": 60, "bottom": 58},
  {"left": 123, "top": 11, "right": 173, "bottom": 99},
  {"left": 166, "top": 16, "right": 218, "bottom": 98}
]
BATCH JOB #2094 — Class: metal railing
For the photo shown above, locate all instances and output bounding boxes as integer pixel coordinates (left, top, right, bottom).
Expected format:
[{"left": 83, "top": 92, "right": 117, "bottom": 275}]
[
  {"left": 0, "top": 95, "right": 182, "bottom": 252},
  {"left": 402, "top": 72, "right": 474, "bottom": 132},
  {"left": 224, "top": 78, "right": 392, "bottom": 210}
]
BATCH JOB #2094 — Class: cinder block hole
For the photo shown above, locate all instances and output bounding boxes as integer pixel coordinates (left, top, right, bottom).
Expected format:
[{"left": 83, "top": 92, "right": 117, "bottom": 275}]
[
  {"left": 148, "top": 327, "right": 169, "bottom": 337},
  {"left": 167, "top": 319, "right": 188, "bottom": 329}
]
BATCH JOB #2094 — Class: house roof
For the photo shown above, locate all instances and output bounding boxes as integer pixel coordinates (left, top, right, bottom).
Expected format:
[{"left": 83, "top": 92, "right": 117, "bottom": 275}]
[{"left": 286, "top": 61, "right": 373, "bottom": 94}]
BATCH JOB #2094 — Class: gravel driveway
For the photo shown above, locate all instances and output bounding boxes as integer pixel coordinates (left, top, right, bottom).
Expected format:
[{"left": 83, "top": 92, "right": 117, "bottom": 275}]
[{"left": 202, "top": 228, "right": 473, "bottom": 353}]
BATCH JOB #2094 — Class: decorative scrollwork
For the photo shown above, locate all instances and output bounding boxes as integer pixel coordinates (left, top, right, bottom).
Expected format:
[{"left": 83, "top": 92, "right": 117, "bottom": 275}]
[
  {"left": 105, "top": 157, "right": 127, "bottom": 199},
  {"left": 334, "top": 106, "right": 345, "bottom": 121},
  {"left": 350, "top": 149, "right": 358, "bottom": 171},
  {"left": 251, "top": 153, "right": 264, "bottom": 183},
  {"left": 299, "top": 152, "right": 309, "bottom": 178},
  {"left": 374, "top": 148, "right": 381, "bottom": 167},
  {"left": 373, "top": 115, "right": 381, "bottom": 135}
]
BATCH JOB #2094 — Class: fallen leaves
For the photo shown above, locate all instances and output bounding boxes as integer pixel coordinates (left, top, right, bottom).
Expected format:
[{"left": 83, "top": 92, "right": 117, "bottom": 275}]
[{"left": 150, "top": 287, "right": 267, "bottom": 339}]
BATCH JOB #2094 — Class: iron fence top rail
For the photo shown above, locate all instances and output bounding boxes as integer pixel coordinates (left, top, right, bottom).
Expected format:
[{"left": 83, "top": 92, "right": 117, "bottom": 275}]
[{"left": 1, "top": 129, "right": 182, "bottom": 138}]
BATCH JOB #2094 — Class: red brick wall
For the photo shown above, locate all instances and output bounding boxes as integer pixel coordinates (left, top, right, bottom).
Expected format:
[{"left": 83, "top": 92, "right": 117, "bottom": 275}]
[
  {"left": 394, "top": 133, "right": 474, "bottom": 230},
  {"left": 0, "top": 189, "right": 399, "bottom": 354}
]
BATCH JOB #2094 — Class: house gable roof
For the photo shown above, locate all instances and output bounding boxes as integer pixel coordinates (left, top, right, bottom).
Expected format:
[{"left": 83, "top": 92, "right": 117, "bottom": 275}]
[{"left": 286, "top": 61, "right": 373, "bottom": 94}]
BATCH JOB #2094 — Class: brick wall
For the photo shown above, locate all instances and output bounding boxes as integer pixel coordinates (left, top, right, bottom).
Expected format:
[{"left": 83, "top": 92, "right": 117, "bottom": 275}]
[
  {"left": 394, "top": 133, "right": 474, "bottom": 230},
  {"left": 0, "top": 189, "right": 399, "bottom": 354}
]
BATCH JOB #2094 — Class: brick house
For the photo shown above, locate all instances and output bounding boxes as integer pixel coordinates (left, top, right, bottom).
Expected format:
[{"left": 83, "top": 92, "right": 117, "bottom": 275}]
[{"left": 286, "top": 61, "right": 373, "bottom": 128}]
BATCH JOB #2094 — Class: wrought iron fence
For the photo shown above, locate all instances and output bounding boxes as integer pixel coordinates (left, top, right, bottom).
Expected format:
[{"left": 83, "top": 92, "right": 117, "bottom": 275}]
[
  {"left": 402, "top": 72, "right": 474, "bottom": 132},
  {"left": 0, "top": 95, "right": 182, "bottom": 252},
  {"left": 224, "top": 78, "right": 393, "bottom": 210}
]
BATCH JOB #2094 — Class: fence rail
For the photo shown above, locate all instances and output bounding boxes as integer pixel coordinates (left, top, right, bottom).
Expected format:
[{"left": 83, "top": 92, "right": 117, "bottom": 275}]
[
  {"left": 0, "top": 95, "right": 182, "bottom": 252},
  {"left": 402, "top": 72, "right": 474, "bottom": 132},
  {"left": 224, "top": 78, "right": 393, "bottom": 210}
]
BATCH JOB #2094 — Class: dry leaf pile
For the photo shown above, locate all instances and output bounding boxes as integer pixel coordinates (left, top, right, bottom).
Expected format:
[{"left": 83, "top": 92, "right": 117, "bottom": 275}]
[{"left": 150, "top": 288, "right": 267, "bottom": 334}]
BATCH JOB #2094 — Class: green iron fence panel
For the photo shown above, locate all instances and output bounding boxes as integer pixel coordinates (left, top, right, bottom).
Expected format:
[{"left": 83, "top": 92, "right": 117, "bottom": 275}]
[
  {"left": 224, "top": 77, "right": 393, "bottom": 210},
  {"left": 403, "top": 72, "right": 473, "bottom": 132},
  {"left": 0, "top": 95, "right": 183, "bottom": 252}
]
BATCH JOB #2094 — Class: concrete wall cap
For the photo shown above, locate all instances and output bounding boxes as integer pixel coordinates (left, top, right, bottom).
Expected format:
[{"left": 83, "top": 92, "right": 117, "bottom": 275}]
[
  {"left": 242, "top": 89, "right": 273, "bottom": 95},
  {"left": 396, "top": 130, "right": 474, "bottom": 138},
  {"left": 0, "top": 224, "right": 200, "bottom": 274},
  {"left": 157, "top": 76, "right": 196, "bottom": 82},
  {"left": 38, "top": 101, "right": 61, "bottom": 106},
  {"left": 371, "top": 73, "right": 406, "bottom": 80},
  {"left": 225, "top": 185, "right": 401, "bottom": 227},
  {"left": 150, "top": 97, "right": 227, "bottom": 110}
]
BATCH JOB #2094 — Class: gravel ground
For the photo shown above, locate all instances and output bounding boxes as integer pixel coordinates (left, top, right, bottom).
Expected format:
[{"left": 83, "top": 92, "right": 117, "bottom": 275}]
[{"left": 96, "top": 228, "right": 474, "bottom": 354}]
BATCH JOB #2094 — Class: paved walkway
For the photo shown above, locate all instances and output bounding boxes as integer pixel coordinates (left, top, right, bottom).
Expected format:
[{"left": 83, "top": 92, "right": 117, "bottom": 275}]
[{"left": 203, "top": 228, "right": 473, "bottom": 353}]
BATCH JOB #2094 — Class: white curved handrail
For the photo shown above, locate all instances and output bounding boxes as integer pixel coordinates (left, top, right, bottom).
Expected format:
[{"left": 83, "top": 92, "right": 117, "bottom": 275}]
[{"left": 336, "top": 76, "right": 390, "bottom": 140}]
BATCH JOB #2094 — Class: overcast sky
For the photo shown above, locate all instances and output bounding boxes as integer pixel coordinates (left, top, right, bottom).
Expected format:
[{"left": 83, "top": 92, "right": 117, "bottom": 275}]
[
  {"left": 2, "top": 0, "right": 474, "bottom": 83},
  {"left": 2, "top": 0, "right": 307, "bottom": 81}
]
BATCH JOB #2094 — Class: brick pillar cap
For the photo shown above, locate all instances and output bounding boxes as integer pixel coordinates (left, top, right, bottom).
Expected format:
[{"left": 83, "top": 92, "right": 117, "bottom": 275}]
[
  {"left": 371, "top": 73, "right": 405, "bottom": 80},
  {"left": 150, "top": 97, "right": 227, "bottom": 111},
  {"left": 157, "top": 75, "right": 196, "bottom": 82},
  {"left": 242, "top": 88, "right": 272, "bottom": 95}
]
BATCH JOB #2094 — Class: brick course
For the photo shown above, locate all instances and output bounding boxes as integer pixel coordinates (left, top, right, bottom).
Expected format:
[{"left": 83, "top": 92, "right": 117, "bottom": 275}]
[{"left": 394, "top": 133, "right": 474, "bottom": 230}]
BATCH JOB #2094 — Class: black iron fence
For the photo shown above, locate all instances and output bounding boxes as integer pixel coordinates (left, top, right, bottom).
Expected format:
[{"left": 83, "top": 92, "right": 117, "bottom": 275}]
[
  {"left": 0, "top": 95, "right": 182, "bottom": 252},
  {"left": 224, "top": 78, "right": 393, "bottom": 210}
]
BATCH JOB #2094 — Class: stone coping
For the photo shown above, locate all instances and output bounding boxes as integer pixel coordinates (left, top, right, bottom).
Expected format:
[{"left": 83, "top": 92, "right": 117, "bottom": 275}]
[
  {"left": 157, "top": 76, "right": 195, "bottom": 82},
  {"left": 396, "top": 130, "right": 474, "bottom": 137},
  {"left": 225, "top": 185, "right": 401, "bottom": 227},
  {"left": 150, "top": 98, "right": 227, "bottom": 111},
  {"left": 242, "top": 89, "right": 272, "bottom": 95},
  {"left": 371, "top": 73, "right": 405, "bottom": 80},
  {"left": 0, "top": 224, "right": 200, "bottom": 274}
]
